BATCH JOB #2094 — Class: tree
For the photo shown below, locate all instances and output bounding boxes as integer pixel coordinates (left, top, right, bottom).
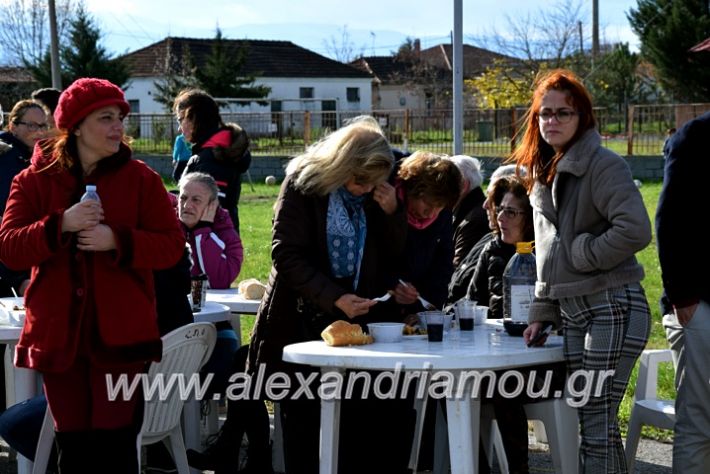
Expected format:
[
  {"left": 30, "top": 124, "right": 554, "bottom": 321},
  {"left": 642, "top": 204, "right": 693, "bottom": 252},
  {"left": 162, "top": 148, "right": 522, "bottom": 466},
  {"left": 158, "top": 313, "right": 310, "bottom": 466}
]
[
  {"left": 323, "top": 25, "right": 365, "bottom": 62},
  {"left": 0, "top": 0, "right": 74, "bottom": 67},
  {"left": 628, "top": 0, "right": 710, "bottom": 101},
  {"left": 389, "top": 38, "right": 451, "bottom": 108},
  {"left": 27, "top": 5, "right": 129, "bottom": 87},
  {"left": 152, "top": 41, "right": 200, "bottom": 112},
  {"left": 195, "top": 28, "right": 270, "bottom": 102},
  {"left": 477, "top": 0, "right": 587, "bottom": 78},
  {"left": 586, "top": 43, "right": 639, "bottom": 114},
  {"left": 466, "top": 59, "right": 532, "bottom": 108}
]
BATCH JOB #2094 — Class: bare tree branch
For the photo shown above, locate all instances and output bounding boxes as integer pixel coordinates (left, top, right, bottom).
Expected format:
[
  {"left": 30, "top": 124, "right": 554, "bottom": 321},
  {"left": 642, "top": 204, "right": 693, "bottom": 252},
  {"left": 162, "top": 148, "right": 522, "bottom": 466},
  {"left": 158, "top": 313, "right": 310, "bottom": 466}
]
[{"left": 0, "top": 0, "right": 75, "bottom": 66}]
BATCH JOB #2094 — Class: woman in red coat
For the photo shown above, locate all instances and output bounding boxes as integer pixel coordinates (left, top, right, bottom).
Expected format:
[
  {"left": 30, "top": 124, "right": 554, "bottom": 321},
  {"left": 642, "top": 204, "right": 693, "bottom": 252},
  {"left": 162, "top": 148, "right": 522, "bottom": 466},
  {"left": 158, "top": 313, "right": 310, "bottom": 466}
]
[{"left": 0, "top": 78, "right": 185, "bottom": 473}]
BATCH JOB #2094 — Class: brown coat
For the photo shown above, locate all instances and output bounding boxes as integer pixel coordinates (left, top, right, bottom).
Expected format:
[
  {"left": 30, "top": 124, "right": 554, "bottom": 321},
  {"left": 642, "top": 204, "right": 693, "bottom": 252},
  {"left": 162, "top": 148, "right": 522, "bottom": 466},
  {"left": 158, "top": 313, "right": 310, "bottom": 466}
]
[{"left": 247, "top": 175, "right": 407, "bottom": 376}]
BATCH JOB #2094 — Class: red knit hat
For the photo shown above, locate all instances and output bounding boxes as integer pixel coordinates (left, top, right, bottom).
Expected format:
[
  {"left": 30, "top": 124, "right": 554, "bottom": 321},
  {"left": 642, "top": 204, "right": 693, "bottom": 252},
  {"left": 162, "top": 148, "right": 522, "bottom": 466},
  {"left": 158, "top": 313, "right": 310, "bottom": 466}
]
[{"left": 54, "top": 78, "right": 130, "bottom": 130}]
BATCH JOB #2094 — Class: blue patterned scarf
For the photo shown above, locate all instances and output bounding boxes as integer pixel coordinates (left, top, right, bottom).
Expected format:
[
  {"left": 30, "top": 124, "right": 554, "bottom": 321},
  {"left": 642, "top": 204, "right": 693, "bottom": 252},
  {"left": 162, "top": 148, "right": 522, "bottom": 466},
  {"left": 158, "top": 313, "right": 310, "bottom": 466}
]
[{"left": 327, "top": 187, "right": 367, "bottom": 290}]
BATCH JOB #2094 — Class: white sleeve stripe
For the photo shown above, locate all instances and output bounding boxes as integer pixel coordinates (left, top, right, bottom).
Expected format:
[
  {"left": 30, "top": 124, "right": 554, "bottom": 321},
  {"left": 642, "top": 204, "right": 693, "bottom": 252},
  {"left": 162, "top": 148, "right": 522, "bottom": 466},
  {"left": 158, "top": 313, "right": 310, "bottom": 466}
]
[
  {"left": 210, "top": 233, "right": 226, "bottom": 250},
  {"left": 195, "top": 234, "right": 207, "bottom": 274}
]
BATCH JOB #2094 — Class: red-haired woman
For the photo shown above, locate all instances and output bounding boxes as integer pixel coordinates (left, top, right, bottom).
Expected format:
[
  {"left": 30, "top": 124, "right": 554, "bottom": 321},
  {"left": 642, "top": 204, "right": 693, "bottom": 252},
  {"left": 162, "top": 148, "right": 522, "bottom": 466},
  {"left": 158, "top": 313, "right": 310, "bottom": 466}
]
[
  {"left": 0, "top": 78, "right": 184, "bottom": 473},
  {"left": 512, "top": 69, "right": 651, "bottom": 473}
]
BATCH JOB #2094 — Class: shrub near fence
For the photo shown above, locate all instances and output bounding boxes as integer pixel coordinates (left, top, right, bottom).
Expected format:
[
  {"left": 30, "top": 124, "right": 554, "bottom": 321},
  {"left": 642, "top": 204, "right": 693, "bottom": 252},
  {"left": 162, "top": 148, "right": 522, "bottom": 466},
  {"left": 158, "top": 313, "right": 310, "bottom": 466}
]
[{"left": 126, "top": 104, "right": 710, "bottom": 158}]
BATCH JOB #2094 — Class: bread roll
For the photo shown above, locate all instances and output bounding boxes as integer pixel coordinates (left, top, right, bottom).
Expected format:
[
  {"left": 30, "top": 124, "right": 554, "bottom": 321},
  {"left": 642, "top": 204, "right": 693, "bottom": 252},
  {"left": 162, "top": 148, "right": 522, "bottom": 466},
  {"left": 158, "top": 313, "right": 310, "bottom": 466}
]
[
  {"left": 238, "top": 278, "right": 266, "bottom": 300},
  {"left": 321, "top": 320, "right": 373, "bottom": 346}
]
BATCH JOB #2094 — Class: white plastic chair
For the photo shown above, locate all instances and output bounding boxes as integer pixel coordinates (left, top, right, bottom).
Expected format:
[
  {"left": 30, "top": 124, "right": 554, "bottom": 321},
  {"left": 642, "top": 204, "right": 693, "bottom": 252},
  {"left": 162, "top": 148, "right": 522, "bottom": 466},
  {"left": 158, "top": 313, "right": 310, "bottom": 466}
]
[
  {"left": 625, "top": 349, "right": 675, "bottom": 473},
  {"left": 32, "top": 322, "right": 217, "bottom": 474}
]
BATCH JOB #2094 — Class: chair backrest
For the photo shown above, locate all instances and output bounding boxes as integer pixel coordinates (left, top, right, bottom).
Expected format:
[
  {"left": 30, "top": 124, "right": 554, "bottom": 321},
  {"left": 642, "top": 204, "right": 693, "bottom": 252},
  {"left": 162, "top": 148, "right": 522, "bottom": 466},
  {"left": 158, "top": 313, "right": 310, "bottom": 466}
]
[
  {"left": 633, "top": 349, "right": 674, "bottom": 401},
  {"left": 140, "top": 322, "right": 217, "bottom": 438}
]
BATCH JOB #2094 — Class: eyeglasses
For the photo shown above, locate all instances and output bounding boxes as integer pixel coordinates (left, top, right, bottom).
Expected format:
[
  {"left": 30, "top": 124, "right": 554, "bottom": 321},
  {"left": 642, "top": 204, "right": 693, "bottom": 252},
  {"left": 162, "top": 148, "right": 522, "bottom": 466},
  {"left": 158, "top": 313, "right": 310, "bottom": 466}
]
[
  {"left": 538, "top": 109, "right": 577, "bottom": 124},
  {"left": 497, "top": 206, "right": 526, "bottom": 219},
  {"left": 14, "top": 121, "right": 49, "bottom": 131}
]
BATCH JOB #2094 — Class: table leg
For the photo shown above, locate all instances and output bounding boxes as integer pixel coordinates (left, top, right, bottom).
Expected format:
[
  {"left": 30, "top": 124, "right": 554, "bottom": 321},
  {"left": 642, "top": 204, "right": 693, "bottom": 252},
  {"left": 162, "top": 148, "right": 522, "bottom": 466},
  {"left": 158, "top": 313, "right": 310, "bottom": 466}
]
[
  {"left": 445, "top": 374, "right": 480, "bottom": 474},
  {"left": 182, "top": 399, "right": 204, "bottom": 474},
  {"left": 230, "top": 312, "right": 242, "bottom": 346},
  {"left": 319, "top": 367, "right": 343, "bottom": 474}
]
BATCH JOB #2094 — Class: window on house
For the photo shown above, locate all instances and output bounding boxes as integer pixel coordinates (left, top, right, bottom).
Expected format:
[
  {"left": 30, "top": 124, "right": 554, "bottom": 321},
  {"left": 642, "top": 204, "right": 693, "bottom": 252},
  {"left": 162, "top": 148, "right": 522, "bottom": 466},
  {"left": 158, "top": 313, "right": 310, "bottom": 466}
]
[
  {"left": 346, "top": 87, "right": 360, "bottom": 102},
  {"left": 128, "top": 100, "right": 140, "bottom": 113},
  {"left": 299, "top": 87, "right": 314, "bottom": 99}
]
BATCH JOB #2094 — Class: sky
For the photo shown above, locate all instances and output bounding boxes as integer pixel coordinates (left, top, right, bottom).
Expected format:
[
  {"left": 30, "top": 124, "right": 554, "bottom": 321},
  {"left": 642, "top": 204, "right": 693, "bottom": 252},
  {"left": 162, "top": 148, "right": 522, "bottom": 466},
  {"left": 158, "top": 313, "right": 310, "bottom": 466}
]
[{"left": 78, "top": 0, "right": 642, "bottom": 59}]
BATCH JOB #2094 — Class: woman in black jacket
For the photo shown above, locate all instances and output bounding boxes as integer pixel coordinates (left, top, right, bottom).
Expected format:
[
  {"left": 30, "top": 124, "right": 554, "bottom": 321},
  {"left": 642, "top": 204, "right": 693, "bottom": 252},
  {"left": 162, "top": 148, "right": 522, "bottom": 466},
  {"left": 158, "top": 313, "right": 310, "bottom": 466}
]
[
  {"left": 247, "top": 116, "right": 410, "bottom": 474},
  {"left": 173, "top": 89, "right": 251, "bottom": 233}
]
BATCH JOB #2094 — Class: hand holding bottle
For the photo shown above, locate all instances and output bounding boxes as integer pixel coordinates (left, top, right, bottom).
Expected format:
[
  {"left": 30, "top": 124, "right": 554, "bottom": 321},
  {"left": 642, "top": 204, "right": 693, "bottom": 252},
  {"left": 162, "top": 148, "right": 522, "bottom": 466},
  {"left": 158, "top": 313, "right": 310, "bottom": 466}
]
[{"left": 61, "top": 200, "right": 104, "bottom": 233}]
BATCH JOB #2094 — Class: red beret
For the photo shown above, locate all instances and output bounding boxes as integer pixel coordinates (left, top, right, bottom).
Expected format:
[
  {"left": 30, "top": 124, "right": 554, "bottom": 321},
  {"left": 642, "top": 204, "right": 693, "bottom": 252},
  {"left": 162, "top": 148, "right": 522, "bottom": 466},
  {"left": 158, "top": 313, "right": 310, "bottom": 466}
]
[{"left": 54, "top": 78, "right": 130, "bottom": 130}]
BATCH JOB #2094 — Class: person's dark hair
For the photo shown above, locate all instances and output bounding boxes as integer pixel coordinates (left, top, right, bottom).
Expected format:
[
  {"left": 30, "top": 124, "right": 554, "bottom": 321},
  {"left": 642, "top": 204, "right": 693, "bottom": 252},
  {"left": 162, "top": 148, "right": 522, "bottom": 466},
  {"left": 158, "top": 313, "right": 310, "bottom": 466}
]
[
  {"left": 173, "top": 89, "right": 223, "bottom": 146},
  {"left": 31, "top": 88, "right": 61, "bottom": 114},
  {"left": 398, "top": 151, "right": 462, "bottom": 209},
  {"left": 510, "top": 69, "right": 596, "bottom": 191}
]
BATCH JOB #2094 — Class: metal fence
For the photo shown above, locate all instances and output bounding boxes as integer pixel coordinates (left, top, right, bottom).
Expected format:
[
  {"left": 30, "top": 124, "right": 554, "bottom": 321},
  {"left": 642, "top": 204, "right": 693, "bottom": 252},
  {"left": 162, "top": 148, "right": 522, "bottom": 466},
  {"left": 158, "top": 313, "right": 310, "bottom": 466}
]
[{"left": 124, "top": 104, "right": 710, "bottom": 157}]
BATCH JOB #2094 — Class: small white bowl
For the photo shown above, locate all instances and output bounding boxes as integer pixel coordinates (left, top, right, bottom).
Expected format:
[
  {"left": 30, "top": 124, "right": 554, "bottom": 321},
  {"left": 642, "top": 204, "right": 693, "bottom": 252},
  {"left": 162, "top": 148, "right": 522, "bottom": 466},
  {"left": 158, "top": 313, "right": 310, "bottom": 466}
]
[{"left": 367, "top": 322, "right": 405, "bottom": 343}]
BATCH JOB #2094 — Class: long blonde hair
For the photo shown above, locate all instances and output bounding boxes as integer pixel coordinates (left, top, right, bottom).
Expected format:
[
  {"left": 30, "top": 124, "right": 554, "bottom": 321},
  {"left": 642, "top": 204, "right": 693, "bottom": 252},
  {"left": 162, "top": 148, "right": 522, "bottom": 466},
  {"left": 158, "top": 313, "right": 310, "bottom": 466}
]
[{"left": 286, "top": 116, "right": 394, "bottom": 195}]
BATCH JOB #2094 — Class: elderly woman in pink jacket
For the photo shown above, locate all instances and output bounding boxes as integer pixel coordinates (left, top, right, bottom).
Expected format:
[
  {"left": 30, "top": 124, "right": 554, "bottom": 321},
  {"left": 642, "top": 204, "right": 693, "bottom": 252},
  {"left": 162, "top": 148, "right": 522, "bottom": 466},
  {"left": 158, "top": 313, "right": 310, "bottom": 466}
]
[
  {"left": 178, "top": 171, "right": 244, "bottom": 401},
  {"left": 178, "top": 171, "right": 243, "bottom": 289}
]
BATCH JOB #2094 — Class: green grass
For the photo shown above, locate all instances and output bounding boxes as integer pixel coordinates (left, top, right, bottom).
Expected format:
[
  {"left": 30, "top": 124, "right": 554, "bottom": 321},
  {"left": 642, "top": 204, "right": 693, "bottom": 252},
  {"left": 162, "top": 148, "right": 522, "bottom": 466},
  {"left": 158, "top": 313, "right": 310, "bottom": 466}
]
[{"left": 234, "top": 179, "right": 674, "bottom": 441}]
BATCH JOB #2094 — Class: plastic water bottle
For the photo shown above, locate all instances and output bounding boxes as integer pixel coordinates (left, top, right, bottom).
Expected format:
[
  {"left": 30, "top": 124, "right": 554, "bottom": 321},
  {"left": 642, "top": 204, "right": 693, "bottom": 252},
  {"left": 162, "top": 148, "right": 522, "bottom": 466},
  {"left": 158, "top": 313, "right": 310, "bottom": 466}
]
[
  {"left": 80, "top": 184, "right": 101, "bottom": 204},
  {"left": 503, "top": 241, "right": 537, "bottom": 322}
]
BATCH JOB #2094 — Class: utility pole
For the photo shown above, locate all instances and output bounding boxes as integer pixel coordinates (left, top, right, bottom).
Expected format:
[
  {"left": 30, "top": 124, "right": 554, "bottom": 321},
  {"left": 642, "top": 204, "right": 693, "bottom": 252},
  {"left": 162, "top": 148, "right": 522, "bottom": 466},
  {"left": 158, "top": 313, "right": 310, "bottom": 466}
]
[
  {"left": 578, "top": 21, "right": 584, "bottom": 54},
  {"left": 453, "top": 0, "right": 463, "bottom": 155},
  {"left": 48, "top": 0, "right": 62, "bottom": 89},
  {"left": 592, "top": 0, "right": 599, "bottom": 59}
]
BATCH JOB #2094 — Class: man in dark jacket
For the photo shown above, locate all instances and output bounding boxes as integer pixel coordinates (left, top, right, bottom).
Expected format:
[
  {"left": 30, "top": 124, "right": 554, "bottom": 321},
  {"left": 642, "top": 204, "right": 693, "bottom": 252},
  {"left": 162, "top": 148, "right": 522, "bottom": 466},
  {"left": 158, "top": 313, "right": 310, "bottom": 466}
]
[
  {"left": 656, "top": 111, "right": 710, "bottom": 473},
  {"left": 449, "top": 155, "right": 488, "bottom": 268}
]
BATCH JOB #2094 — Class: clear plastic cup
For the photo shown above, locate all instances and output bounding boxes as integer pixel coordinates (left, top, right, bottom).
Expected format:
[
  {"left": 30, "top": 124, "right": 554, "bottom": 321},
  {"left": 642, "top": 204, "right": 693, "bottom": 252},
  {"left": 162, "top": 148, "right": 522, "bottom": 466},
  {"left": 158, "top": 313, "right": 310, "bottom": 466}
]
[{"left": 456, "top": 299, "right": 476, "bottom": 331}]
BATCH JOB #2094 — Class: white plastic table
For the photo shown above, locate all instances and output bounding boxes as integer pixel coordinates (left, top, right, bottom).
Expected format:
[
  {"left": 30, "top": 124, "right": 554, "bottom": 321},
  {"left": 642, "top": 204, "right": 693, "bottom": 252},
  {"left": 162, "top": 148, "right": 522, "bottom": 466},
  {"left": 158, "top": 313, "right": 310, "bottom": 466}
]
[
  {"left": 282, "top": 321, "right": 565, "bottom": 474},
  {"left": 206, "top": 289, "right": 261, "bottom": 345}
]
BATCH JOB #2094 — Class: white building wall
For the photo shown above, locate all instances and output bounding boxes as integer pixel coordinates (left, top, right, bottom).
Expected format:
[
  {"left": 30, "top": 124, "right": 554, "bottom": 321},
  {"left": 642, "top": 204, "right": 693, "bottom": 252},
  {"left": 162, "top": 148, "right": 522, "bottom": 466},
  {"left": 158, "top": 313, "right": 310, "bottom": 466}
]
[{"left": 123, "top": 76, "right": 372, "bottom": 114}]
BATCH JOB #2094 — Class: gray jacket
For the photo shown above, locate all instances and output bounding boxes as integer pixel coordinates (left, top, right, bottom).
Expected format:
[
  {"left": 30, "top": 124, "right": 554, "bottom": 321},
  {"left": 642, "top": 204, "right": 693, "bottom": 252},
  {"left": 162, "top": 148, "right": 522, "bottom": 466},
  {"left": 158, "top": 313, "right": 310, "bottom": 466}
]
[{"left": 528, "top": 129, "right": 651, "bottom": 326}]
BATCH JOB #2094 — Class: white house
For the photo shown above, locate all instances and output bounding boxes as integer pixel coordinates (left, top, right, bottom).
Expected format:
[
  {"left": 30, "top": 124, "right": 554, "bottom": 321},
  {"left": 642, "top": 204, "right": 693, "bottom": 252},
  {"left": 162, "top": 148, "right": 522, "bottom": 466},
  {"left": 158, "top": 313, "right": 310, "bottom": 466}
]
[{"left": 122, "top": 37, "right": 373, "bottom": 135}]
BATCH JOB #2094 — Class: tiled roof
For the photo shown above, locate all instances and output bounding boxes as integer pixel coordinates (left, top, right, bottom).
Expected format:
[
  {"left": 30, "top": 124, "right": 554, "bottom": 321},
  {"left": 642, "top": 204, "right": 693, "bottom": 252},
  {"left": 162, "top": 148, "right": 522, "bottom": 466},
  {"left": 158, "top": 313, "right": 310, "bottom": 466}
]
[
  {"left": 0, "top": 67, "right": 35, "bottom": 83},
  {"left": 419, "top": 44, "right": 517, "bottom": 78},
  {"left": 350, "top": 56, "right": 449, "bottom": 85},
  {"left": 123, "top": 37, "right": 371, "bottom": 79}
]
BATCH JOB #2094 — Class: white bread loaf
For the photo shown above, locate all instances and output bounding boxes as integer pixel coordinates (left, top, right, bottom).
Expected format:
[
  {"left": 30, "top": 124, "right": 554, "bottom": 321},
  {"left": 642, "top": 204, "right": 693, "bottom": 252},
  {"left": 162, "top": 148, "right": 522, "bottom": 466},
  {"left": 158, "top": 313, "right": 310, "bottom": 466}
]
[
  {"left": 238, "top": 278, "right": 266, "bottom": 300},
  {"left": 321, "top": 320, "right": 373, "bottom": 346}
]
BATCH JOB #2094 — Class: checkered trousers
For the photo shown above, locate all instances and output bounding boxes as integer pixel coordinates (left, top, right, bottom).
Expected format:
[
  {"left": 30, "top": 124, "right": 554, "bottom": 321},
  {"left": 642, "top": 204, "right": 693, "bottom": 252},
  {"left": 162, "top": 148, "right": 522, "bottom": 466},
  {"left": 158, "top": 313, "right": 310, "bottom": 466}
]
[{"left": 559, "top": 282, "right": 651, "bottom": 474}]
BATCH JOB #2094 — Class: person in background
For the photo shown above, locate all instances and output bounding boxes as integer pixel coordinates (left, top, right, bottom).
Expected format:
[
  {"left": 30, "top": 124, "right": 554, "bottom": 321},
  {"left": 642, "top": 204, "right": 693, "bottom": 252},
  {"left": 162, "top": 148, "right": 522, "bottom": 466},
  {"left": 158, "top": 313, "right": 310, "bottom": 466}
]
[
  {"left": 247, "top": 116, "right": 409, "bottom": 474},
  {"left": 392, "top": 150, "right": 461, "bottom": 315},
  {"left": 515, "top": 69, "right": 651, "bottom": 473},
  {"left": 178, "top": 171, "right": 243, "bottom": 289},
  {"left": 172, "top": 132, "right": 192, "bottom": 183},
  {"left": 0, "top": 99, "right": 50, "bottom": 218},
  {"left": 656, "top": 111, "right": 710, "bottom": 474},
  {"left": 448, "top": 164, "right": 517, "bottom": 304},
  {"left": 174, "top": 89, "right": 251, "bottom": 233},
  {"left": 448, "top": 154, "right": 488, "bottom": 268},
  {"left": 0, "top": 100, "right": 51, "bottom": 298},
  {"left": 0, "top": 78, "right": 185, "bottom": 473},
  {"left": 469, "top": 175, "right": 533, "bottom": 319},
  {"left": 177, "top": 171, "right": 243, "bottom": 403},
  {"left": 31, "top": 88, "right": 61, "bottom": 126}
]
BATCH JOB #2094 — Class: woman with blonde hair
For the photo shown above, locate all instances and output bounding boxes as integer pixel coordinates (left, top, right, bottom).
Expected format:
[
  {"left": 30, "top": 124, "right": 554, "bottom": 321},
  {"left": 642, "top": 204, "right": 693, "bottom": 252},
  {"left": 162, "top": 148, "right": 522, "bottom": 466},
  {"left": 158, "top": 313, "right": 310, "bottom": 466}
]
[
  {"left": 247, "top": 116, "right": 410, "bottom": 473},
  {"left": 513, "top": 69, "right": 651, "bottom": 473}
]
